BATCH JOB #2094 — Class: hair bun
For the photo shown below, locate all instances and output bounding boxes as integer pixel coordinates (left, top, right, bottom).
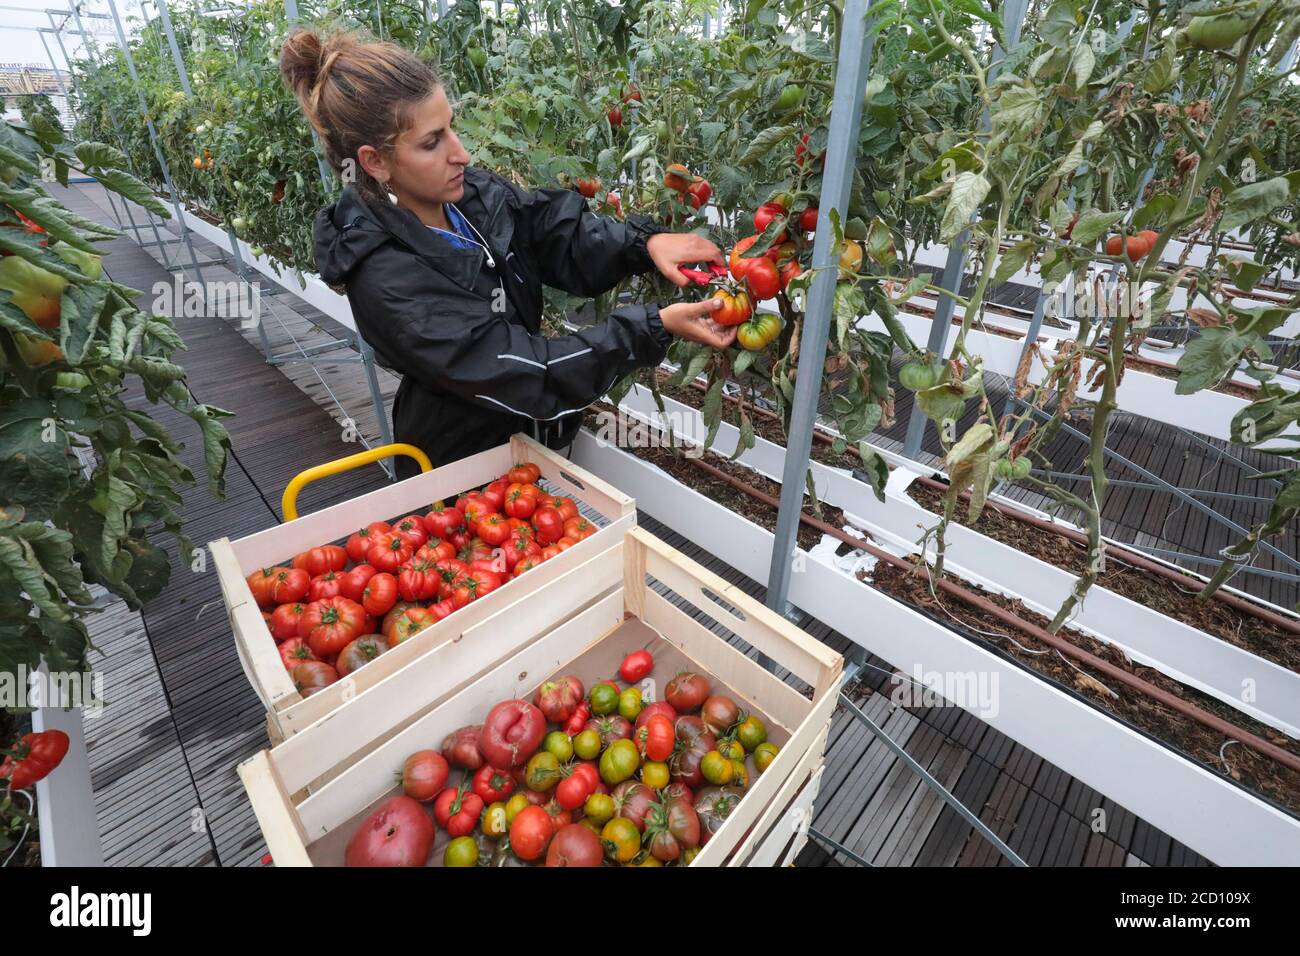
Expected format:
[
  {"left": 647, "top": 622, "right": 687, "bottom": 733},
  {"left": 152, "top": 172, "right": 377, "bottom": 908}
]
[{"left": 279, "top": 28, "right": 325, "bottom": 99}]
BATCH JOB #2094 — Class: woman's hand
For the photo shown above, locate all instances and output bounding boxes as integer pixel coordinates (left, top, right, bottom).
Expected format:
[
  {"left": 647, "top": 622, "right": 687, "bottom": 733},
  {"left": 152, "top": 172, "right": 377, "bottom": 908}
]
[
  {"left": 647, "top": 233, "right": 725, "bottom": 287},
  {"left": 660, "top": 299, "right": 737, "bottom": 349}
]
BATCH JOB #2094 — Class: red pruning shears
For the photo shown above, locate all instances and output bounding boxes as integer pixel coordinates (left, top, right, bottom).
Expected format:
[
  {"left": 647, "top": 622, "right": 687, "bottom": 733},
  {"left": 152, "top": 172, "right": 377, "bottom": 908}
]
[{"left": 677, "top": 262, "right": 729, "bottom": 286}]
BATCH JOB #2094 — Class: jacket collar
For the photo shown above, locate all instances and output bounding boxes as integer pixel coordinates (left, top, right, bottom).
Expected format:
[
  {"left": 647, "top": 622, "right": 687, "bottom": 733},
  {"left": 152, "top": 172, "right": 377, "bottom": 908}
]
[{"left": 314, "top": 167, "right": 513, "bottom": 295}]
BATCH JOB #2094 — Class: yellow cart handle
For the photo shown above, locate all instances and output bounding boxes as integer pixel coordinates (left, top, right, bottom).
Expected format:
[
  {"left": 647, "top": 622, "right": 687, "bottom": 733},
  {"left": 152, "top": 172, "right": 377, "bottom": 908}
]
[{"left": 282, "top": 443, "right": 433, "bottom": 521}]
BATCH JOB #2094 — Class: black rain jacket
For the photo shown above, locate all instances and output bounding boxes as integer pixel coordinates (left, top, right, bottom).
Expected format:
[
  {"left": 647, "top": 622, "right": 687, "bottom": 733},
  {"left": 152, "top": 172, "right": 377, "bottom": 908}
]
[{"left": 314, "top": 167, "right": 671, "bottom": 478}]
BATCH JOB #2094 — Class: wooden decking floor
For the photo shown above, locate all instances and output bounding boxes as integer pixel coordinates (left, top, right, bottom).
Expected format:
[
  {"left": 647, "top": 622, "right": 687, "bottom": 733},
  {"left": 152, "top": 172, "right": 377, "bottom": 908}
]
[{"left": 59, "top": 182, "right": 1223, "bottom": 866}]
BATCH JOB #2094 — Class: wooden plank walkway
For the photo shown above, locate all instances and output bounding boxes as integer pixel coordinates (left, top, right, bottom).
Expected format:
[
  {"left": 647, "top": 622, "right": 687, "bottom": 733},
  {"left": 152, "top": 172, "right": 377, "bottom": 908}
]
[{"left": 59, "top": 181, "right": 1218, "bottom": 867}]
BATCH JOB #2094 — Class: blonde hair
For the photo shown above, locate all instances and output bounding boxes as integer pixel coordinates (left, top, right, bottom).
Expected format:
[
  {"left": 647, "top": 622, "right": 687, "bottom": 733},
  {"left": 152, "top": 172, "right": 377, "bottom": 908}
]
[{"left": 280, "top": 26, "right": 443, "bottom": 201}]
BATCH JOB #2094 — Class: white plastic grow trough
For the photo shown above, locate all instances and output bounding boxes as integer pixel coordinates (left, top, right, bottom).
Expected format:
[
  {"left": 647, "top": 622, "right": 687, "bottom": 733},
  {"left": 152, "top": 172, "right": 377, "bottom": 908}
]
[
  {"left": 862, "top": 306, "right": 1300, "bottom": 447},
  {"left": 613, "top": 384, "right": 1300, "bottom": 740},
  {"left": 571, "top": 426, "right": 1300, "bottom": 865},
  {"left": 179, "top": 206, "right": 360, "bottom": 332}
]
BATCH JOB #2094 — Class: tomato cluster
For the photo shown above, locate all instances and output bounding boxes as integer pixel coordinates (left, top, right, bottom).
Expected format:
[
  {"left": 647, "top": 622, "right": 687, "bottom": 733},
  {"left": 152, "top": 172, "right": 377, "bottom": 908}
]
[
  {"left": 344, "top": 651, "right": 781, "bottom": 866},
  {"left": 1104, "top": 229, "right": 1159, "bottom": 262},
  {"left": 661, "top": 162, "right": 712, "bottom": 211},
  {"left": 249, "top": 462, "right": 600, "bottom": 698}
]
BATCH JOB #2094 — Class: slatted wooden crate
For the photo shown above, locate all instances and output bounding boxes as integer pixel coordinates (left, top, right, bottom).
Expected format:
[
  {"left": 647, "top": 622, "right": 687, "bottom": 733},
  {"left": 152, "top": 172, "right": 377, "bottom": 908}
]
[
  {"left": 211, "top": 434, "right": 637, "bottom": 742},
  {"left": 237, "top": 526, "right": 842, "bottom": 866}
]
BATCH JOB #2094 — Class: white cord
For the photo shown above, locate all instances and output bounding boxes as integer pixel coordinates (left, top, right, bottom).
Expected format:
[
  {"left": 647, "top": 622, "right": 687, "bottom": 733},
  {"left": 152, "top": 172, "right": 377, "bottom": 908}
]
[{"left": 2, "top": 789, "right": 33, "bottom": 868}]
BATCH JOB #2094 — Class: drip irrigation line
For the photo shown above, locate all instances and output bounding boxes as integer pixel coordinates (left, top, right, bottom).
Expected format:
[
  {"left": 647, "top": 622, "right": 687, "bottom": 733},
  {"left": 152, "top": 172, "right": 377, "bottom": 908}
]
[{"left": 676, "top": 447, "right": 1300, "bottom": 777}]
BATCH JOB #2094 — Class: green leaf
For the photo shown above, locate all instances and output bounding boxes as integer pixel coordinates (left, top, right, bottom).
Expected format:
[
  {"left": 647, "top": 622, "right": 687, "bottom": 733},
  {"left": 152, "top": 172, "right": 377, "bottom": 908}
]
[
  {"left": 1132, "top": 194, "right": 1176, "bottom": 230},
  {"left": 737, "top": 125, "right": 798, "bottom": 166},
  {"left": 1071, "top": 210, "right": 1125, "bottom": 246},
  {"left": 1143, "top": 42, "right": 1180, "bottom": 95},
  {"left": 620, "top": 135, "right": 653, "bottom": 166},
  {"left": 183, "top": 403, "right": 233, "bottom": 498},
  {"left": 1219, "top": 255, "right": 1269, "bottom": 292},
  {"left": 91, "top": 169, "right": 170, "bottom": 218},
  {"left": 993, "top": 241, "right": 1033, "bottom": 285},
  {"left": 0, "top": 183, "right": 97, "bottom": 253},
  {"left": 74, "top": 141, "right": 129, "bottom": 169},
  {"left": 1175, "top": 327, "right": 1253, "bottom": 394},
  {"left": 0, "top": 295, "right": 52, "bottom": 340},
  {"left": 59, "top": 281, "right": 110, "bottom": 366},
  {"left": 732, "top": 350, "right": 757, "bottom": 375},
  {"left": 702, "top": 376, "right": 724, "bottom": 450},
  {"left": 0, "top": 398, "right": 73, "bottom": 519},
  {"left": 946, "top": 422, "right": 994, "bottom": 469},
  {"left": 1220, "top": 177, "right": 1291, "bottom": 233},
  {"left": 940, "top": 172, "right": 990, "bottom": 241},
  {"left": 1053, "top": 120, "right": 1103, "bottom": 178},
  {"left": 0, "top": 534, "right": 71, "bottom": 623},
  {"left": 1068, "top": 42, "right": 1094, "bottom": 91},
  {"left": 856, "top": 443, "right": 889, "bottom": 502}
]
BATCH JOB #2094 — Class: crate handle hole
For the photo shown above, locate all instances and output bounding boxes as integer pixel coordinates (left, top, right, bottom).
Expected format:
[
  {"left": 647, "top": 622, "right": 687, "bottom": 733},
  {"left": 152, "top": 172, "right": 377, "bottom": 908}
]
[
  {"left": 558, "top": 470, "right": 586, "bottom": 491},
  {"left": 700, "top": 587, "right": 747, "bottom": 623}
]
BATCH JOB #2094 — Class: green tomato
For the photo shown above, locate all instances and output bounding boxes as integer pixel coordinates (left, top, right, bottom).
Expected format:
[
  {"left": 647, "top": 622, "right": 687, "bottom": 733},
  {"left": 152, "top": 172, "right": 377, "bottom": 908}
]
[
  {"left": 444, "top": 835, "right": 479, "bottom": 867},
  {"left": 573, "top": 729, "right": 602, "bottom": 760},
  {"left": 774, "top": 84, "right": 805, "bottom": 112},
  {"left": 248, "top": 245, "right": 265, "bottom": 258},
  {"left": 618, "top": 687, "right": 643, "bottom": 721},
  {"left": 589, "top": 682, "right": 619, "bottom": 716},
  {"left": 544, "top": 730, "right": 574, "bottom": 763},
  {"left": 898, "top": 361, "right": 939, "bottom": 391},
  {"left": 525, "top": 751, "right": 560, "bottom": 791},
  {"left": 230, "top": 216, "right": 247, "bottom": 235},
  {"left": 754, "top": 741, "right": 780, "bottom": 773},
  {"left": 54, "top": 372, "right": 90, "bottom": 390},
  {"left": 736, "top": 715, "right": 767, "bottom": 752},
  {"left": 584, "top": 792, "right": 615, "bottom": 825},
  {"left": 468, "top": 46, "right": 488, "bottom": 68},
  {"left": 599, "top": 738, "right": 640, "bottom": 785}
]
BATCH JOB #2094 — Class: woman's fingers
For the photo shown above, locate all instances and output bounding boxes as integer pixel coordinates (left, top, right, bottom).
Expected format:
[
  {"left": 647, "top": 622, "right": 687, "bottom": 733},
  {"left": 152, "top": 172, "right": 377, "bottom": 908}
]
[
  {"left": 659, "top": 298, "right": 737, "bottom": 348},
  {"left": 648, "top": 233, "right": 726, "bottom": 285}
]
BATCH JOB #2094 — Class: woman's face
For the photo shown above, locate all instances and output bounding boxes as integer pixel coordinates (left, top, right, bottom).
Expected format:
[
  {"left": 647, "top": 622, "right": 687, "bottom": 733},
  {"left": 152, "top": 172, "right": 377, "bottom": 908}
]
[{"left": 372, "top": 84, "right": 471, "bottom": 207}]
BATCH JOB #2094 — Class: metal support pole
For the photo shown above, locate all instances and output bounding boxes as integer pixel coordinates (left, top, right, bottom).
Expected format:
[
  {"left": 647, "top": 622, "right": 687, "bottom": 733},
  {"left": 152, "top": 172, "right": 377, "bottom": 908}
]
[
  {"left": 1123, "top": 547, "right": 1300, "bottom": 584},
  {"left": 69, "top": 2, "right": 102, "bottom": 66},
  {"left": 37, "top": 30, "right": 70, "bottom": 99},
  {"left": 838, "top": 692, "right": 1027, "bottom": 866},
  {"left": 902, "top": 0, "right": 1030, "bottom": 460},
  {"left": 764, "top": 0, "right": 875, "bottom": 624},
  {"left": 105, "top": 0, "right": 209, "bottom": 286}
]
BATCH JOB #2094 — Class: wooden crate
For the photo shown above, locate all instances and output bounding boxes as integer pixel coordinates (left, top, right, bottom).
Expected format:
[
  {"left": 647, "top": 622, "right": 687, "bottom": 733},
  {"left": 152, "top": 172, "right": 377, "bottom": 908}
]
[
  {"left": 238, "top": 526, "right": 843, "bottom": 866},
  {"left": 211, "top": 434, "right": 637, "bottom": 742}
]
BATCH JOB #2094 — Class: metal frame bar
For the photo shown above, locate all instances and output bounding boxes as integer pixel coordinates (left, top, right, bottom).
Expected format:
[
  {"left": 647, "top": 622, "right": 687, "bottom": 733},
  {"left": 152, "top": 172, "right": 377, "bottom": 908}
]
[
  {"left": 1028, "top": 471, "right": 1279, "bottom": 506},
  {"left": 1126, "top": 547, "right": 1300, "bottom": 584},
  {"left": 838, "top": 686, "right": 1028, "bottom": 866},
  {"left": 1007, "top": 395, "right": 1300, "bottom": 572},
  {"left": 765, "top": 0, "right": 876, "bottom": 623}
]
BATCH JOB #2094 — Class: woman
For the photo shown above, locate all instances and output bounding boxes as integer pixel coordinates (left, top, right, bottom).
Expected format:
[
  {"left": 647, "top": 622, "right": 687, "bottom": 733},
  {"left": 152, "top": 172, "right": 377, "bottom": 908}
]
[{"left": 280, "top": 28, "right": 734, "bottom": 477}]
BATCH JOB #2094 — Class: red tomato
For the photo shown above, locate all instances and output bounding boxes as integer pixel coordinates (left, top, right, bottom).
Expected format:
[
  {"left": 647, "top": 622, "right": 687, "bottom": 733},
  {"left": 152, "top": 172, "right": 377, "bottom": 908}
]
[
  {"left": 402, "top": 750, "right": 449, "bottom": 802},
  {"left": 268, "top": 602, "right": 308, "bottom": 642},
  {"left": 639, "top": 713, "right": 675, "bottom": 762},
  {"left": 753, "top": 201, "right": 788, "bottom": 242},
  {"left": 298, "top": 597, "right": 368, "bottom": 658},
  {"left": 540, "top": 545, "right": 561, "bottom": 561},
  {"left": 501, "top": 533, "right": 541, "bottom": 570},
  {"left": 335, "top": 635, "right": 386, "bottom": 676},
  {"left": 479, "top": 699, "right": 546, "bottom": 768},
  {"left": 729, "top": 234, "right": 760, "bottom": 281},
  {"left": 555, "top": 771, "right": 596, "bottom": 811},
  {"left": 391, "top": 514, "right": 428, "bottom": 550},
  {"left": 338, "top": 564, "right": 377, "bottom": 601},
  {"left": 345, "top": 795, "right": 434, "bottom": 867},
  {"left": 687, "top": 178, "right": 712, "bottom": 210},
  {"left": 476, "top": 512, "right": 511, "bottom": 546},
  {"left": 387, "top": 607, "right": 435, "bottom": 647},
  {"left": 532, "top": 506, "right": 565, "bottom": 544},
  {"left": 433, "top": 784, "right": 484, "bottom": 838},
  {"left": 798, "top": 206, "right": 818, "bottom": 231},
  {"left": 414, "top": 540, "right": 456, "bottom": 564},
  {"left": 482, "top": 478, "right": 510, "bottom": 511},
  {"left": 745, "top": 257, "right": 781, "bottom": 301},
  {"left": 246, "top": 568, "right": 288, "bottom": 607},
  {"left": 367, "top": 534, "right": 414, "bottom": 573},
  {"left": 292, "top": 660, "right": 339, "bottom": 697},
  {"left": 504, "top": 485, "right": 537, "bottom": 519},
  {"left": 779, "top": 257, "right": 801, "bottom": 291},
  {"left": 1, "top": 730, "right": 69, "bottom": 790},
  {"left": 509, "top": 805, "right": 553, "bottom": 861},
  {"left": 278, "top": 637, "right": 316, "bottom": 671},
  {"left": 473, "top": 765, "right": 517, "bottom": 803},
  {"left": 441, "top": 725, "right": 484, "bottom": 770},
  {"left": 564, "top": 702, "right": 592, "bottom": 736},
  {"left": 346, "top": 522, "right": 391, "bottom": 563},
  {"left": 397, "top": 560, "right": 440, "bottom": 602},
  {"left": 458, "top": 491, "right": 495, "bottom": 526},
  {"left": 361, "top": 572, "right": 398, "bottom": 616},
  {"left": 308, "top": 570, "right": 343, "bottom": 602},
  {"left": 507, "top": 463, "right": 541, "bottom": 485},
  {"left": 269, "top": 568, "right": 310, "bottom": 605},
  {"left": 635, "top": 700, "right": 678, "bottom": 729},
  {"left": 292, "top": 546, "right": 347, "bottom": 577},
  {"left": 451, "top": 568, "right": 502, "bottom": 608},
  {"left": 513, "top": 557, "right": 542, "bottom": 577},
  {"left": 551, "top": 497, "right": 579, "bottom": 521},
  {"left": 424, "top": 503, "right": 465, "bottom": 540},
  {"left": 429, "top": 599, "right": 457, "bottom": 621},
  {"left": 666, "top": 672, "right": 711, "bottom": 711},
  {"left": 563, "top": 516, "right": 596, "bottom": 540},
  {"left": 620, "top": 649, "right": 654, "bottom": 683}
]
